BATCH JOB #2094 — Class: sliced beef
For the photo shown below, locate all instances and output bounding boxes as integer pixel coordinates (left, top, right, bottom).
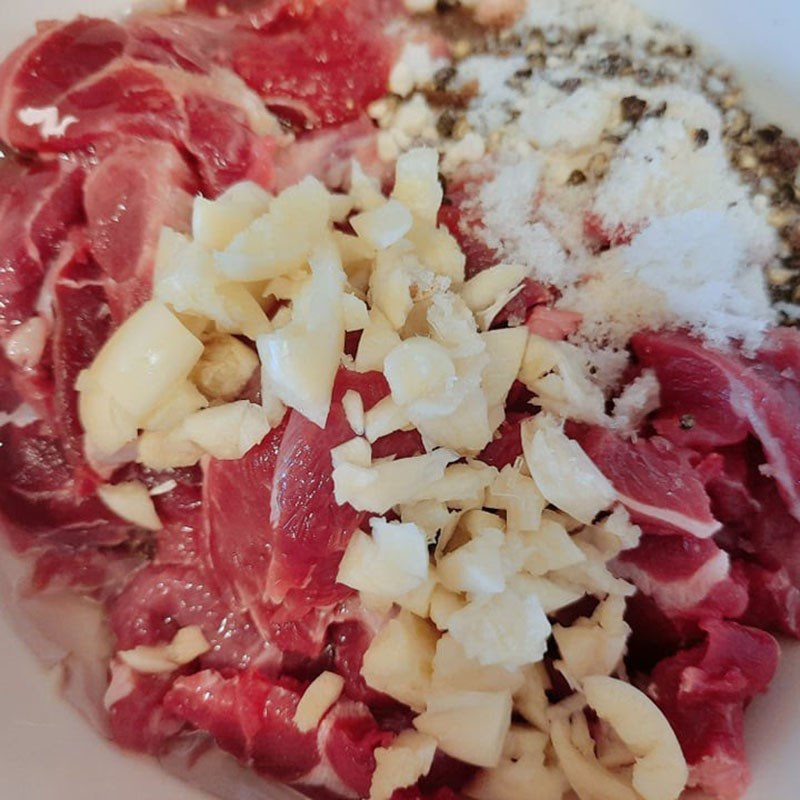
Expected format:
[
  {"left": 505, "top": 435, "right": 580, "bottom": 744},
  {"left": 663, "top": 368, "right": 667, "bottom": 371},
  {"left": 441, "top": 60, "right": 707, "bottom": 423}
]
[
  {"left": 572, "top": 424, "right": 720, "bottom": 538},
  {"left": 84, "top": 139, "right": 196, "bottom": 321},
  {"left": 266, "top": 369, "right": 389, "bottom": 612},
  {"left": 645, "top": 620, "right": 779, "bottom": 800},
  {"left": 614, "top": 533, "right": 747, "bottom": 622},
  {"left": 108, "top": 562, "right": 263, "bottom": 671},
  {"left": 633, "top": 330, "right": 800, "bottom": 522},
  {"left": 0, "top": 421, "right": 129, "bottom": 551},
  {"left": 230, "top": 0, "right": 399, "bottom": 130},
  {"left": 164, "top": 668, "right": 391, "bottom": 794},
  {"left": 0, "top": 156, "right": 84, "bottom": 338}
]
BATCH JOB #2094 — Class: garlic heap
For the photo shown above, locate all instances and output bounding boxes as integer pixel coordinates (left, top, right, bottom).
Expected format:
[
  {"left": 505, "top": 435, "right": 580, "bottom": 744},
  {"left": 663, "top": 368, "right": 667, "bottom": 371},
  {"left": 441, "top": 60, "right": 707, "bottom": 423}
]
[{"left": 78, "top": 148, "right": 688, "bottom": 800}]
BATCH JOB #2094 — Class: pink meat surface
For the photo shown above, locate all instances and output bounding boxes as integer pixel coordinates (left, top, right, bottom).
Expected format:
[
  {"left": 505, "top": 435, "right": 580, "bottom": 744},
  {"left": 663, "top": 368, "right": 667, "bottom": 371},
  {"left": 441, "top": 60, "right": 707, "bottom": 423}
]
[
  {"left": 572, "top": 424, "right": 720, "bottom": 538},
  {"left": 164, "top": 669, "right": 391, "bottom": 794},
  {"left": 84, "top": 139, "right": 196, "bottom": 321},
  {"left": 646, "top": 620, "right": 779, "bottom": 800},
  {"left": 633, "top": 330, "right": 800, "bottom": 522}
]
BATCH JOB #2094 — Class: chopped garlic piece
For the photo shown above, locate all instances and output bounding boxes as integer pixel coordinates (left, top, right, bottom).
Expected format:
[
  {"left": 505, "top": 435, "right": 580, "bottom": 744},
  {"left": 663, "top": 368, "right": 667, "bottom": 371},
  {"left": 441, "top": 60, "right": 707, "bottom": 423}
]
[
  {"left": 155, "top": 230, "right": 269, "bottom": 339},
  {"left": 414, "top": 689, "right": 513, "bottom": 768},
  {"left": 392, "top": 148, "right": 443, "bottom": 224},
  {"left": 330, "top": 437, "right": 372, "bottom": 469},
  {"left": 352, "top": 199, "right": 413, "bottom": 250},
  {"left": 217, "top": 176, "right": 331, "bottom": 281},
  {"left": 406, "top": 223, "right": 466, "bottom": 285},
  {"left": 182, "top": 400, "right": 269, "bottom": 460},
  {"left": 438, "top": 527, "right": 506, "bottom": 595},
  {"left": 514, "top": 663, "right": 552, "bottom": 731},
  {"left": 481, "top": 328, "right": 528, "bottom": 408},
  {"left": 342, "top": 390, "right": 365, "bottom": 436},
  {"left": 294, "top": 672, "right": 345, "bottom": 733},
  {"left": 77, "top": 373, "right": 138, "bottom": 456},
  {"left": 416, "top": 462, "right": 497, "bottom": 509},
  {"left": 342, "top": 293, "right": 370, "bottom": 332},
  {"left": 448, "top": 584, "right": 551, "bottom": 670},
  {"left": 191, "top": 334, "right": 259, "bottom": 402},
  {"left": 332, "top": 448, "right": 459, "bottom": 514},
  {"left": 512, "top": 516, "right": 586, "bottom": 576},
  {"left": 554, "top": 596, "right": 629, "bottom": 686},
  {"left": 370, "top": 731, "right": 437, "bottom": 800},
  {"left": 429, "top": 584, "right": 467, "bottom": 631},
  {"left": 432, "top": 634, "right": 524, "bottom": 693},
  {"left": 385, "top": 337, "right": 459, "bottom": 416},
  {"left": 550, "top": 715, "right": 639, "bottom": 800},
  {"left": 356, "top": 308, "right": 403, "bottom": 372},
  {"left": 460, "top": 264, "right": 528, "bottom": 314},
  {"left": 398, "top": 572, "right": 438, "bottom": 617},
  {"left": 401, "top": 501, "right": 453, "bottom": 541},
  {"left": 485, "top": 465, "right": 546, "bottom": 532},
  {"left": 337, "top": 519, "right": 430, "bottom": 600},
  {"left": 583, "top": 677, "right": 688, "bottom": 800},
  {"left": 83, "top": 300, "right": 204, "bottom": 423},
  {"left": 522, "top": 414, "right": 615, "bottom": 525},
  {"left": 97, "top": 481, "right": 162, "bottom": 531},
  {"left": 138, "top": 428, "right": 203, "bottom": 470},
  {"left": 118, "top": 626, "right": 210, "bottom": 674},
  {"left": 141, "top": 379, "right": 208, "bottom": 432},
  {"left": 369, "top": 244, "right": 416, "bottom": 330},
  {"left": 364, "top": 395, "right": 410, "bottom": 442},
  {"left": 361, "top": 612, "right": 438, "bottom": 711},
  {"left": 467, "top": 726, "right": 568, "bottom": 800},
  {"left": 192, "top": 181, "right": 272, "bottom": 251},
  {"left": 257, "top": 241, "right": 345, "bottom": 427},
  {"left": 349, "top": 159, "right": 384, "bottom": 211}
]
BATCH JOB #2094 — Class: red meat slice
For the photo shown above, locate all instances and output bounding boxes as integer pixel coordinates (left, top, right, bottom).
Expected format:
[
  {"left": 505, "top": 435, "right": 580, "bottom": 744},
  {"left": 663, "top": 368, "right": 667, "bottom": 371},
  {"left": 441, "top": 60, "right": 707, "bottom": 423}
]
[
  {"left": 107, "top": 666, "right": 183, "bottom": 754},
  {"left": 0, "top": 156, "right": 84, "bottom": 338},
  {"left": 30, "top": 545, "right": 143, "bottom": 598},
  {"left": 478, "top": 412, "right": 526, "bottom": 469},
  {"left": 0, "top": 17, "right": 276, "bottom": 196},
  {"left": 614, "top": 533, "right": 747, "bottom": 621},
  {"left": 203, "top": 417, "right": 288, "bottom": 631},
  {"left": 646, "top": 620, "right": 779, "bottom": 800},
  {"left": 633, "top": 330, "right": 800, "bottom": 522},
  {"left": 572, "top": 424, "right": 720, "bottom": 538},
  {"left": 0, "top": 421, "right": 129, "bottom": 551},
  {"left": 231, "top": 0, "right": 399, "bottom": 130},
  {"left": 84, "top": 139, "right": 195, "bottom": 322},
  {"left": 164, "top": 669, "right": 391, "bottom": 793},
  {"left": 109, "top": 563, "right": 263, "bottom": 671},
  {"left": 272, "top": 115, "right": 383, "bottom": 192},
  {"left": 737, "top": 561, "right": 800, "bottom": 637},
  {"left": 50, "top": 253, "right": 114, "bottom": 472},
  {"left": 525, "top": 306, "right": 581, "bottom": 340},
  {"left": 266, "top": 369, "right": 389, "bottom": 610}
]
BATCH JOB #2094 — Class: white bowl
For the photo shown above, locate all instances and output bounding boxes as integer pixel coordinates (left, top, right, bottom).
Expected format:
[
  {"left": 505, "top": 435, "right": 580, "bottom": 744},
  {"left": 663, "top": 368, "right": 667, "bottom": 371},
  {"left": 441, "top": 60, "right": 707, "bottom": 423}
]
[{"left": 0, "top": 2, "right": 798, "bottom": 798}]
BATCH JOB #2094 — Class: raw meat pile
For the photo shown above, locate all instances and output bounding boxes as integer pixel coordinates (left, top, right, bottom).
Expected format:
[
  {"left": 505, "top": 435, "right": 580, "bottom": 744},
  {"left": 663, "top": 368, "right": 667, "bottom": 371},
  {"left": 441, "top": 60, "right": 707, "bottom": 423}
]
[{"left": 0, "top": 1, "right": 798, "bottom": 800}]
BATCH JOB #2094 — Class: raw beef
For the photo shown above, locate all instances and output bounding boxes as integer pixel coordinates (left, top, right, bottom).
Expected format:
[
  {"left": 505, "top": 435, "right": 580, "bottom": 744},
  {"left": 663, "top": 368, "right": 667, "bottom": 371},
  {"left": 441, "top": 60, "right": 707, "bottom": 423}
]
[
  {"left": 0, "top": 421, "right": 129, "bottom": 551},
  {"left": 164, "top": 669, "right": 391, "bottom": 794},
  {"left": 0, "top": 156, "right": 84, "bottom": 337},
  {"left": 572, "top": 424, "right": 720, "bottom": 538},
  {"left": 84, "top": 139, "right": 196, "bottom": 321},
  {"left": 266, "top": 370, "right": 389, "bottom": 612},
  {"left": 645, "top": 620, "right": 779, "bottom": 800},
  {"left": 633, "top": 330, "right": 800, "bottom": 522},
  {"left": 614, "top": 533, "right": 747, "bottom": 621}
]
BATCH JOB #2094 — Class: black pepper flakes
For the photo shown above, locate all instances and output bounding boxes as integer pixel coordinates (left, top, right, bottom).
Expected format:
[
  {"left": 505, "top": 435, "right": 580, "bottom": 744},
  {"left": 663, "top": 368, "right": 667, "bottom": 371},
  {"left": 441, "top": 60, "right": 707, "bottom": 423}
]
[
  {"left": 620, "top": 95, "right": 647, "bottom": 123},
  {"left": 433, "top": 66, "right": 456, "bottom": 91},
  {"left": 646, "top": 101, "right": 668, "bottom": 119},
  {"left": 567, "top": 169, "right": 587, "bottom": 186},
  {"left": 437, "top": 110, "right": 457, "bottom": 139},
  {"left": 679, "top": 414, "right": 696, "bottom": 430},
  {"left": 694, "top": 128, "right": 710, "bottom": 148}
]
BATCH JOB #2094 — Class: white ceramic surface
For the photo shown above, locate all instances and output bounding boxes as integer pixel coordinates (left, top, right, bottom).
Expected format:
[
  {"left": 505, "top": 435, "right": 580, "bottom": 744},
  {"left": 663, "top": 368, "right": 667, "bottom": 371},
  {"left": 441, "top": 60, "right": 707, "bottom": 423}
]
[{"left": 0, "top": 1, "right": 798, "bottom": 798}]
